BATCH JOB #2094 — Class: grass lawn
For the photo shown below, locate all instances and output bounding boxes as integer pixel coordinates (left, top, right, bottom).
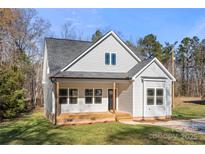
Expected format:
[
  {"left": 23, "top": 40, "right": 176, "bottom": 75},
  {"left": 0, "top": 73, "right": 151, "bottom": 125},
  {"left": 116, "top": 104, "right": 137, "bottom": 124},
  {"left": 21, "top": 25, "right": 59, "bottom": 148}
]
[
  {"left": 1, "top": 109, "right": 205, "bottom": 145},
  {"left": 173, "top": 102, "right": 205, "bottom": 120}
]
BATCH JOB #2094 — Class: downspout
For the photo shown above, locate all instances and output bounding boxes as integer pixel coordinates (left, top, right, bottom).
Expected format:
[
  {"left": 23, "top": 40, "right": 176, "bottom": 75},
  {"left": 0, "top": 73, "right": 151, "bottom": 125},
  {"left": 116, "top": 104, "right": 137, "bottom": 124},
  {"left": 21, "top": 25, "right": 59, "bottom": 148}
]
[
  {"left": 142, "top": 78, "right": 144, "bottom": 120},
  {"left": 51, "top": 77, "right": 57, "bottom": 125}
]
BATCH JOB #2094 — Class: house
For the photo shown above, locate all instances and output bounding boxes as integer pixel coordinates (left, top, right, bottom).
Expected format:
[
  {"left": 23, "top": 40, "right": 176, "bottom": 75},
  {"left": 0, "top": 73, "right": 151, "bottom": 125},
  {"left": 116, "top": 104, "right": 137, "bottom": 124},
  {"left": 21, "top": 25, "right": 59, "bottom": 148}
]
[{"left": 42, "top": 31, "right": 176, "bottom": 125}]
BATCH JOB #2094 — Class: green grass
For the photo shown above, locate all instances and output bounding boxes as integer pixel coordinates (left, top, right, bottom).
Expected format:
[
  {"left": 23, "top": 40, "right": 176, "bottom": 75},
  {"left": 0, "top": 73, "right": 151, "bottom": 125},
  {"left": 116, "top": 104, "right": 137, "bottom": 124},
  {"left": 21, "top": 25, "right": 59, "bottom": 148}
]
[
  {"left": 1, "top": 109, "right": 205, "bottom": 145},
  {"left": 173, "top": 102, "right": 205, "bottom": 120}
]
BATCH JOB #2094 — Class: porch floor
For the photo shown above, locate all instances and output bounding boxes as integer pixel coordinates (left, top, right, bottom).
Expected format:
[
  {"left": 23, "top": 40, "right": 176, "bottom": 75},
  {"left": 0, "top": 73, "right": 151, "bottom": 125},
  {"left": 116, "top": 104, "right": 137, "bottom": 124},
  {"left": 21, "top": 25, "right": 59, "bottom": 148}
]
[{"left": 57, "top": 111, "right": 132, "bottom": 125}]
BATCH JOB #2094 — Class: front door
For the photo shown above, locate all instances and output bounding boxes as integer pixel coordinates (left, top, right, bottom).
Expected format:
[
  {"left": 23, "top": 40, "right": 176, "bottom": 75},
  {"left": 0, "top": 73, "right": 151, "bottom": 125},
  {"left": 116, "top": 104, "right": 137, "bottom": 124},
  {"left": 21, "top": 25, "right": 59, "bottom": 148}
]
[{"left": 108, "top": 89, "right": 116, "bottom": 111}]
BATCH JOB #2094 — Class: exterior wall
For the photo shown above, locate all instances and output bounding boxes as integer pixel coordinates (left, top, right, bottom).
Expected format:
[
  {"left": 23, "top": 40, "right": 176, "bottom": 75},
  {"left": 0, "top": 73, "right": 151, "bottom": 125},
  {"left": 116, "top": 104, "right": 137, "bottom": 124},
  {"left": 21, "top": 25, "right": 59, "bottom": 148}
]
[
  {"left": 42, "top": 43, "right": 55, "bottom": 118},
  {"left": 133, "top": 61, "right": 172, "bottom": 117},
  {"left": 58, "top": 79, "right": 132, "bottom": 113},
  {"left": 118, "top": 82, "right": 133, "bottom": 114},
  {"left": 67, "top": 35, "right": 138, "bottom": 73},
  {"left": 143, "top": 81, "right": 166, "bottom": 117}
]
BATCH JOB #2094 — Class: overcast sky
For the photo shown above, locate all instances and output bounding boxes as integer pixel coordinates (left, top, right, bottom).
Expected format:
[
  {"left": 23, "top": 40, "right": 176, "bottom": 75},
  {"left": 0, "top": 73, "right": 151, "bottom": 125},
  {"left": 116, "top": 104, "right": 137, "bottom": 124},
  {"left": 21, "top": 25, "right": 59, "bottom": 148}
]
[{"left": 37, "top": 8, "right": 205, "bottom": 45}]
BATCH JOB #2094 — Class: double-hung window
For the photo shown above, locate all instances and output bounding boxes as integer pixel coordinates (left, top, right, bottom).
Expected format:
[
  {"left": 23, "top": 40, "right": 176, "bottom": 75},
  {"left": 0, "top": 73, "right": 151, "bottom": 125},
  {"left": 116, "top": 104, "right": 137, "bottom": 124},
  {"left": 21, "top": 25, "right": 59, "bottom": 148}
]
[
  {"left": 111, "top": 53, "right": 116, "bottom": 65},
  {"left": 69, "top": 89, "right": 78, "bottom": 104},
  {"left": 156, "top": 89, "right": 163, "bottom": 105},
  {"left": 59, "top": 89, "right": 68, "bottom": 104},
  {"left": 105, "top": 52, "right": 116, "bottom": 65},
  {"left": 94, "top": 89, "right": 102, "bottom": 104},
  {"left": 85, "top": 89, "right": 93, "bottom": 104},
  {"left": 85, "top": 89, "right": 102, "bottom": 104},
  {"left": 105, "top": 53, "right": 110, "bottom": 65},
  {"left": 147, "top": 88, "right": 164, "bottom": 105},
  {"left": 147, "top": 88, "right": 155, "bottom": 105}
]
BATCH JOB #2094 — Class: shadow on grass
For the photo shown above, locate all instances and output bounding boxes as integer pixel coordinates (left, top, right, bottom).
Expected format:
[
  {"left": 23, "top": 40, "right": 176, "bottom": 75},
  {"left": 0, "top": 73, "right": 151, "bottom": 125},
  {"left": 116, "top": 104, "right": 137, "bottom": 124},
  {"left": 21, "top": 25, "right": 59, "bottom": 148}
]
[
  {"left": 0, "top": 117, "right": 74, "bottom": 145},
  {"left": 106, "top": 125, "right": 205, "bottom": 145},
  {"left": 184, "top": 100, "right": 205, "bottom": 105}
]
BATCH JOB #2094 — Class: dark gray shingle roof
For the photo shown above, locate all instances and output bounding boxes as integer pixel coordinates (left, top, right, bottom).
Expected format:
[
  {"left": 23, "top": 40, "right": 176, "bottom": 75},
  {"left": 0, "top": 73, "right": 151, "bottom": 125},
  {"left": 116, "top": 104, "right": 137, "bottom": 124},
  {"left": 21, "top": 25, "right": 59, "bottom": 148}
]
[
  {"left": 45, "top": 38, "right": 93, "bottom": 75},
  {"left": 128, "top": 58, "right": 153, "bottom": 77},
  {"left": 53, "top": 71, "right": 129, "bottom": 79}
]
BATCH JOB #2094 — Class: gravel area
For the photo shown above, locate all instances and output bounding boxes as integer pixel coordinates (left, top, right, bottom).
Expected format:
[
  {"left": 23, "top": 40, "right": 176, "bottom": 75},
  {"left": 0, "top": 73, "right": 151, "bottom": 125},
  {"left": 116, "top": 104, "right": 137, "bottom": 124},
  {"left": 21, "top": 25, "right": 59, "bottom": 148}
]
[{"left": 120, "top": 118, "right": 205, "bottom": 134}]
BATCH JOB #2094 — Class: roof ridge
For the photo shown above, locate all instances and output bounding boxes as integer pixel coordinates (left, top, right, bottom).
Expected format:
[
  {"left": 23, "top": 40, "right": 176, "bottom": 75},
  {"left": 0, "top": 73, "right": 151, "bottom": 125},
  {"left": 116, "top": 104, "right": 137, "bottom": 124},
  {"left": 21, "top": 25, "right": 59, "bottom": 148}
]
[{"left": 45, "top": 37, "right": 92, "bottom": 43}]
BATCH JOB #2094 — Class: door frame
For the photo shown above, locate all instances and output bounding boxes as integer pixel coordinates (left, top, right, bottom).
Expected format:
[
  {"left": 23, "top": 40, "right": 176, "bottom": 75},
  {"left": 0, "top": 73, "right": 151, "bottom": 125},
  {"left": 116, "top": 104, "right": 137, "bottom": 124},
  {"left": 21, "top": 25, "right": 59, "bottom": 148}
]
[
  {"left": 107, "top": 88, "right": 118, "bottom": 112},
  {"left": 143, "top": 79, "right": 166, "bottom": 117}
]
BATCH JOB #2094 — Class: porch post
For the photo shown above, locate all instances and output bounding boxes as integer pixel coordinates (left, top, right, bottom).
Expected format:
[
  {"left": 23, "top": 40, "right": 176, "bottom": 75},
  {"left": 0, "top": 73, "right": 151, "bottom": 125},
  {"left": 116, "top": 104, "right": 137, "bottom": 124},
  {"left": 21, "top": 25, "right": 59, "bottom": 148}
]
[
  {"left": 56, "top": 81, "right": 60, "bottom": 115},
  {"left": 113, "top": 82, "right": 116, "bottom": 113}
]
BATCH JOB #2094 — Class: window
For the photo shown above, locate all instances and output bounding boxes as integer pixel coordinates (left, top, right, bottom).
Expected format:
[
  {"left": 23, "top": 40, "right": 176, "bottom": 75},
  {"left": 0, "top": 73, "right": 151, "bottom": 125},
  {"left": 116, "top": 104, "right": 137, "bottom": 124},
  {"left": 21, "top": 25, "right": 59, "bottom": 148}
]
[
  {"left": 94, "top": 89, "right": 102, "bottom": 104},
  {"left": 156, "top": 89, "right": 163, "bottom": 105},
  {"left": 85, "top": 89, "right": 102, "bottom": 104},
  {"left": 69, "top": 89, "right": 78, "bottom": 104},
  {"left": 146, "top": 88, "right": 164, "bottom": 105},
  {"left": 105, "top": 52, "right": 116, "bottom": 65},
  {"left": 105, "top": 53, "right": 110, "bottom": 65},
  {"left": 85, "top": 89, "right": 93, "bottom": 104},
  {"left": 59, "top": 89, "right": 68, "bottom": 104},
  {"left": 147, "top": 88, "right": 155, "bottom": 105},
  {"left": 111, "top": 53, "right": 116, "bottom": 65}
]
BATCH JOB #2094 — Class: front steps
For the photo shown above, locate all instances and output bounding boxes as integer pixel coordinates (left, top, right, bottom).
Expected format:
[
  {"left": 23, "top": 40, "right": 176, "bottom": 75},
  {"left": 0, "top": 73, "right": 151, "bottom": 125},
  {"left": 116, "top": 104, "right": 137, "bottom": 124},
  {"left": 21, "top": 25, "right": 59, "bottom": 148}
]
[{"left": 57, "top": 111, "right": 132, "bottom": 125}]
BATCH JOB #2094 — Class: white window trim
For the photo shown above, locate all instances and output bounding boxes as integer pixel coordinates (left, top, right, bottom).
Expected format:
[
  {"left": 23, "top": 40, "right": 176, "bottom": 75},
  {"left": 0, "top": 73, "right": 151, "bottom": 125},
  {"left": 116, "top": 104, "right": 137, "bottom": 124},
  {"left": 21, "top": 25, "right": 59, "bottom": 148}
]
[
  {"left": 146, "top": 87, "right": 165, "bottom": 106},
  {"left": 94, "top": 89, "right": 103, "bottom": 104},
  {"left": 59, "top": 88, "right": 69, "bottom": 104},
  {"left": 146, "top": 88, "right": 155, "bottom": 105},
  {"left": 84, "top": 88, "right": 103, "bottom": 104},
  {"left": 84, "top": 88, "right": 94, "bottom": 104},
  {"left": 105, "top": 52, "right": 117, "bottom": 66},
  {"left": 68, "top": 88, "right": 79, "bottom": 104}
]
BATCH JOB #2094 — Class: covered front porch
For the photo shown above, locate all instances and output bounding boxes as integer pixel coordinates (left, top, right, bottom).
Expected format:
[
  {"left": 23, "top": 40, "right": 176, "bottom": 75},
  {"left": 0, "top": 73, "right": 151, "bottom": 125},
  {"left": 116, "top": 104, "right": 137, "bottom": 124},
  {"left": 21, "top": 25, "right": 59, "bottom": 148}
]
[{"left": 53, "top": 78, "right": 133, "bottom": 125}]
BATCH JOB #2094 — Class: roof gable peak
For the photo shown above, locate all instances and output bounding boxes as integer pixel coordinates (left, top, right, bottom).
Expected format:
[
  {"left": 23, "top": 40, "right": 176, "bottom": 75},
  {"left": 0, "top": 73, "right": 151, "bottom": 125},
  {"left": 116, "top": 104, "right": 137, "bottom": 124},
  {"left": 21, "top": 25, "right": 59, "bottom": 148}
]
[{"left": 60, "top": 30, "right": 141, "bottom": 72}]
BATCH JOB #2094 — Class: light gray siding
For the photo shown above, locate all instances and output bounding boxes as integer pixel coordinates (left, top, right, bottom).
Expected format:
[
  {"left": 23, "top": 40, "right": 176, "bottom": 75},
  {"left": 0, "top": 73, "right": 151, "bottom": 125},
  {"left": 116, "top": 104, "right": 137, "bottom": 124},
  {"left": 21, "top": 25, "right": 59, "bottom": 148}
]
[
  {"left": 67, "top": 35, "right": 138, "bottom": 73},
  {"left": 118, "top": 82, "right": 133, "bottom": 114},
  {"left": 57, "top": 79, "right": 132, "bottom": 113},
  {"left": 133, "top": 61, "right": 172, "bottom": 117},
  {"left": 42, "top": 43, "right": 55, "bottom": 115},
  {"left": 59, "top": 81, "right": 111, "bottom": 113}
]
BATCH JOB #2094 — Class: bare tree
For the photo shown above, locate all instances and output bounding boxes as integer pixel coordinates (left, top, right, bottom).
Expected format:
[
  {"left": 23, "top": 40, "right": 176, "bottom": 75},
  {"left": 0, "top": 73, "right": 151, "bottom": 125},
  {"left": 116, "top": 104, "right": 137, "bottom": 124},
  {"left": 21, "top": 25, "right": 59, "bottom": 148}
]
[{"left": 61, "top": 21, "right": 76, "bottom": 39}]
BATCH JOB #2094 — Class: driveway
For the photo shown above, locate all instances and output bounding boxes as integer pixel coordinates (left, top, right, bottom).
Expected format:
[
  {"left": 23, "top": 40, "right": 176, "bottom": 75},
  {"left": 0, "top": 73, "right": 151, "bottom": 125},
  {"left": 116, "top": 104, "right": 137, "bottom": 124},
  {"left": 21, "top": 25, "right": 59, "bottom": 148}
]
[{"left": 120, "top": 118, "right": 205, "bottom": 134}]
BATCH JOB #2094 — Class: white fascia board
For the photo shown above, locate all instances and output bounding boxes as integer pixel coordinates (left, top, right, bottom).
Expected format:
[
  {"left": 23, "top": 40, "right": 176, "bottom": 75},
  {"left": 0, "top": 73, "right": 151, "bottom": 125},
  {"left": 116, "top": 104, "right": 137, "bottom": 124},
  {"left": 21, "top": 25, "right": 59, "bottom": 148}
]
[
  {"left": 132, "top": 58, "right": 176, "bottom": 81},
  {"left": 132, "top": 58, "right": 156, "bottom": 80},
  {"left": 60, "top": 31, "right": 141, "bottom": 72},
  {"left": 154, "top": 58, "right": 176, "bottom": 81},
  {"left": 111, "top": 31, "right": 142, "bottom": 62}
]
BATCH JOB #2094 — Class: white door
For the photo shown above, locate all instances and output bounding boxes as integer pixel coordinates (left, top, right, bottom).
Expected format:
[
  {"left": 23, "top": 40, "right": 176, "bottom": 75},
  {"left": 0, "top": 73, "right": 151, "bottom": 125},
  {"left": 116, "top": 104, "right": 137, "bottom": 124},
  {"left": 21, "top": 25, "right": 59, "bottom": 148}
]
[{"left": 144, "top": 80, "right": 166, "bottom": 117}]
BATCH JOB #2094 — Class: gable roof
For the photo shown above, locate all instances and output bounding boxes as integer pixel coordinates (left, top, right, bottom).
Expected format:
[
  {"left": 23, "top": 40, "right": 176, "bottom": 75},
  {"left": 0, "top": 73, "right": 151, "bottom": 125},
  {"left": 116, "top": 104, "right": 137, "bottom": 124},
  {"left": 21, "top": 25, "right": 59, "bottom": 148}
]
[
  {"left": 60, "top": 31, "right": 142, "bottom": 72},
  {"left": 45, "top": 31, "right": 176, "bottom": 81},
  {"left": 45, "top": 31, "right": 144, "bottom": 75},
  {"left": 45, "top": 38, "right": 92, "bottom": 75},
  {"left": 128, "top": 58, "right": 153, "bottom": 77},
  {"left": 131, "top": 58, "right": 176, "bottom": 81}
]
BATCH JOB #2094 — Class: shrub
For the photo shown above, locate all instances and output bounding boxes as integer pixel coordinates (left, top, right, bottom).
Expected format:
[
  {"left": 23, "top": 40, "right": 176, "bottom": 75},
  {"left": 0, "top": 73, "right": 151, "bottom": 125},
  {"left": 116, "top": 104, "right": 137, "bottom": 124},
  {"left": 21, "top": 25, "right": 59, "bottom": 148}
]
[{"left": 0, "top": 65, "right": 26, "bottom": 119}]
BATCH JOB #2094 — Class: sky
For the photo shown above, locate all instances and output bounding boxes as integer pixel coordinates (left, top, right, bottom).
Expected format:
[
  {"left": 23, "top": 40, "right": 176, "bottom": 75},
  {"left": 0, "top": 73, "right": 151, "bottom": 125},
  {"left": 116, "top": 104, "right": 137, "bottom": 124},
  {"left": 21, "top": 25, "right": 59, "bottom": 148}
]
[{"left": 37, "top": 8, "right": 205, "bottom": 45}]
